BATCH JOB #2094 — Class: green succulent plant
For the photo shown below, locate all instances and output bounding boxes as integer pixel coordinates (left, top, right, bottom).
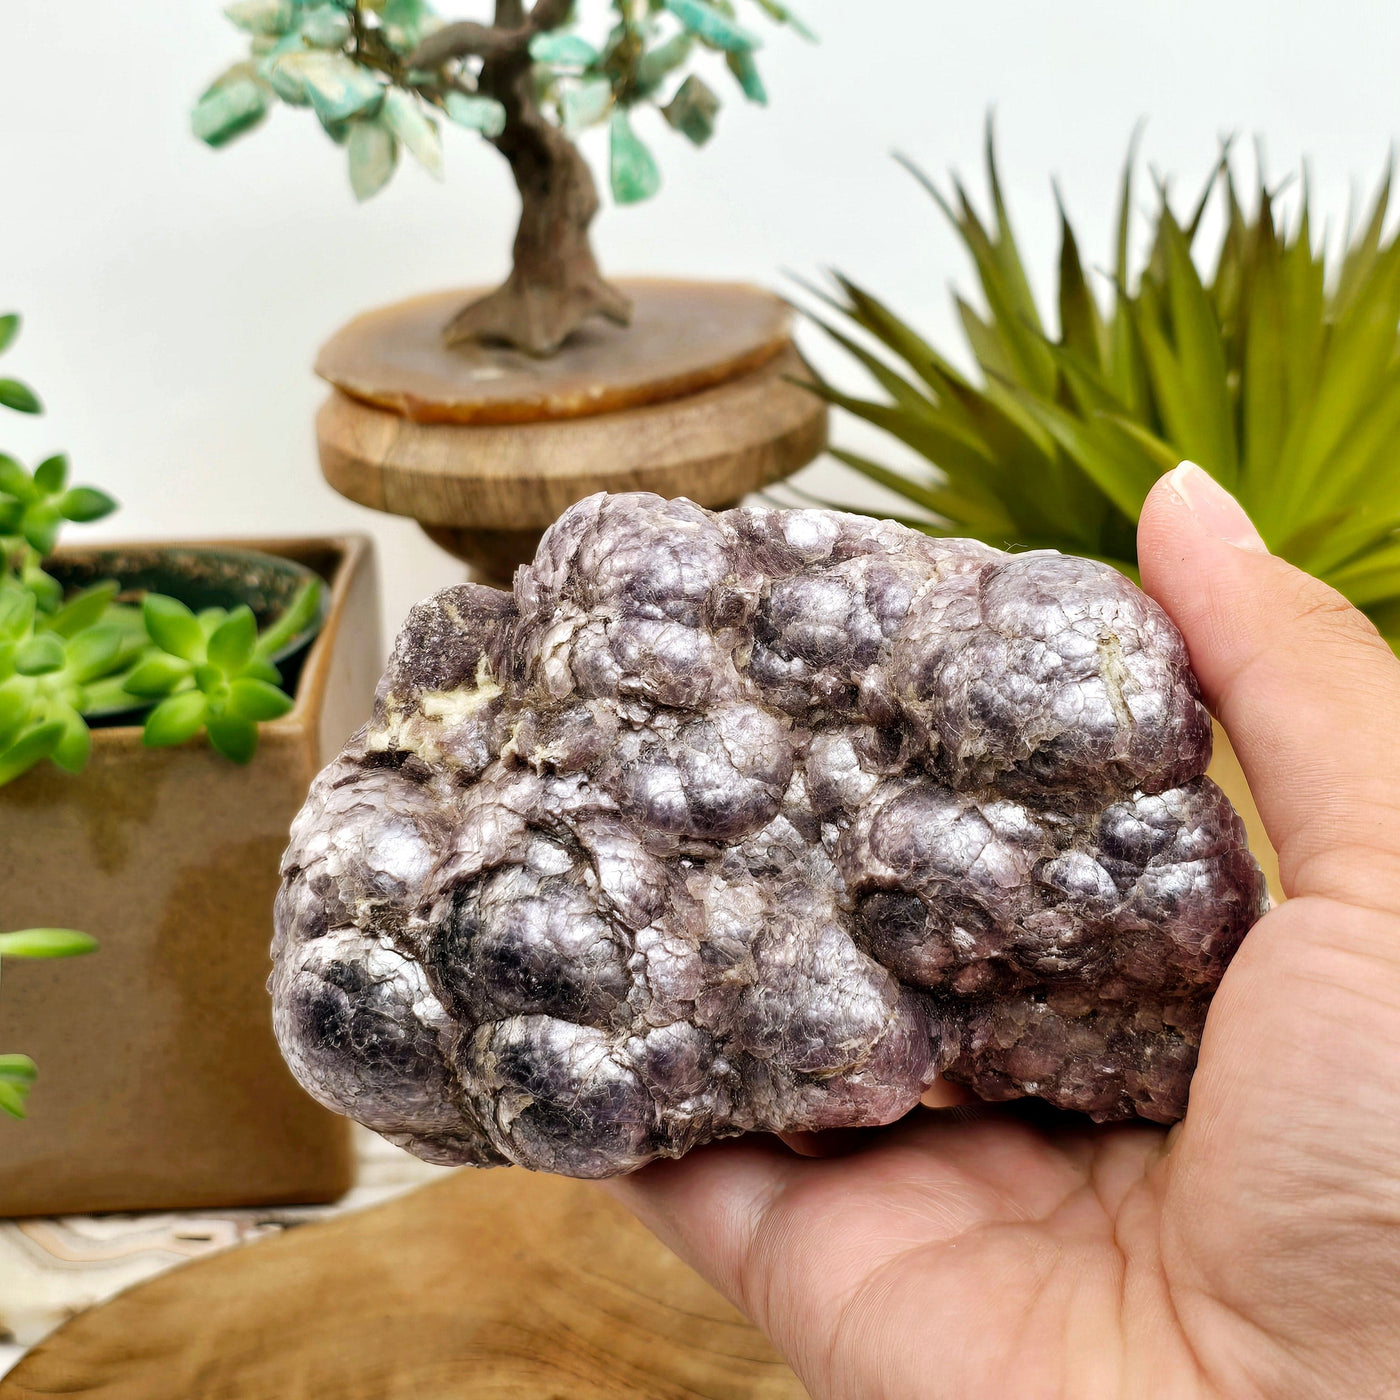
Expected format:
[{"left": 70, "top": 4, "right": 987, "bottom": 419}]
[
  {"left": 0, "top": 324, "right": 100, "bottom": 1119},
  {"left": 801, "top": 129, "right": 1400, "bottom": 652},
  {"left": 0, "top": 314, "right": 326, "bottom": 1119},
  {"left": 0, "top": 928, "right": 98, "bottom": 1119},
  {"left": 0, "top": 313, "right": 320, "bottom": 783}
]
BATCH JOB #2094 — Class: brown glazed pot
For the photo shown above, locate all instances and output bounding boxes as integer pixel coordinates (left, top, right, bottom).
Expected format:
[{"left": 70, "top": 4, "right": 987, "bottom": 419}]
[{"left": 0, "top": 535, "right": 379, "bottom": 1217}]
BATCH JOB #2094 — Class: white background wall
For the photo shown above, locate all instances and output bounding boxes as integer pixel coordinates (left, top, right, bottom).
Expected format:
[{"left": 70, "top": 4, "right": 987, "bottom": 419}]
[{"left": 5, "top": 0, "right": 1399, "bottom": 646}]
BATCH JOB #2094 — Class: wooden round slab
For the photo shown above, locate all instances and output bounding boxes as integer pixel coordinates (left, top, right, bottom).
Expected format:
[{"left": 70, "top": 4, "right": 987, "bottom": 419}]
[
  {"left": 1, "top": 1168, "right": 805, "bottom": 1400},
  {"left": 317, "top": 341, "right": 828, "bottom": 583},
  {"left": 315, "top": 280, "right": 794, "bottom": 426}
]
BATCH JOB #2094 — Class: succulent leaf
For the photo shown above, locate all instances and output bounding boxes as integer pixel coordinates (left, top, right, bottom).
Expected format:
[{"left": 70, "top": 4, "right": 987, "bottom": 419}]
[
  {"left": 0, "top": 381, "right": 41, "bottom": 415},
  {"left": 21, "top": 502, "right": 62, "bottom": 557},
  {"left": 65, "top": 626, "right": 124, "bottom": 685},
  {"left": 123, "top": 653, "right": 194, "bottom": 698},
  {"left": 0, "top": 1055, "right": 37, "bottom": 1085},
  {"left": 252, "top": 577, "right": 322, "bottom": 659},
  {"left": 0, "top": 928, "right": 97, "bottom": 958},
  {"left": 143, "top": 594, "right": 207, "bottom": 663},
  {"left": 229, "top": 676, "right": 296, "bottom": 720},
  {"left": 44, "top": 581, "right": 120, "bottom": 638},
  {"left": 0, "top": 720, "right": 65, "bottom": 785},
  {"left": 0, "top": 455, "right": 36, "bottom": 503},
  {"left": 143, "top": 690, "right": 210, "bottom": 748},
  {"left": 207, "top": 605, "right": 258, "bottom": 674},
  {"left": 59, "top": 487, "right": 118, "bottom": 524},
  {"left": 206, "top": 713, "right": 259, "bottom": 763},
  {"left": 32, "top": 455, "right": 67, "bottom": 494},
  {"left": 50, "top": 704, "right": 92, "bottom": 774},
  {"left": 14, "top": 633, "right": 65, "bottom": 677},
  {"left": 0, "top": 1080, "right": 29, "bottom": 1119}
]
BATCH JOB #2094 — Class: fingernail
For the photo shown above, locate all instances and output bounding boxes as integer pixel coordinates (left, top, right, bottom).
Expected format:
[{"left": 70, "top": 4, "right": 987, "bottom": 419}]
[{"left": 1165, "top": 461, "right": 1269, "bottom": 554}]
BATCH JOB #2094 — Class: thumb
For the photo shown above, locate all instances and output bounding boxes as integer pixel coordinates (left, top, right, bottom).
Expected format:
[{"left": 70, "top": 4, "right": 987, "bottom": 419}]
[{"left": 1138, "top": 462, "right": 1400, "bottom": 914}]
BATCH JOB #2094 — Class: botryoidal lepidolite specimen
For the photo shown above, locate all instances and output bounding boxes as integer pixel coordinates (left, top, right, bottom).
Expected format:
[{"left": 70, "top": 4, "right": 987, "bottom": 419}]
[{"left": 272, "top": 494, "right": 1267, "bottom": 1177}]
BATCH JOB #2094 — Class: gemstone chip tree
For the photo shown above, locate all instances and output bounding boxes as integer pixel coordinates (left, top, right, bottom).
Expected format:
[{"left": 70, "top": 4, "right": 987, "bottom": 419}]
[
  {"left": 195, "top": 0, "right": 813, "bottom": 355},
  {"left": 271, "top": 494, "right": 1267, "bottom": 1179}
]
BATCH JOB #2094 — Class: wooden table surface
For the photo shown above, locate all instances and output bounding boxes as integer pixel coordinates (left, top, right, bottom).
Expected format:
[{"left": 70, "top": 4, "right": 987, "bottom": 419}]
[{"left": 1, "top": 1164, "right": 807, "bottom": 1400}]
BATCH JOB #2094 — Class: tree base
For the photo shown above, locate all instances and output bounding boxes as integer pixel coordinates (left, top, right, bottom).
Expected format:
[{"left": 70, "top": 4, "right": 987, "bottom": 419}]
[
  {"left": 443, "top": 274, "right": 633, "bottom": 356},
  {"left": 315, "top": 280, "right": 796, "bottom": 426}
]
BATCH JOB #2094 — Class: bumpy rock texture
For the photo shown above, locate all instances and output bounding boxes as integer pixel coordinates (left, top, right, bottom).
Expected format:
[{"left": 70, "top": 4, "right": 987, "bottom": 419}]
[{"left": 271, "top": 494, "right": 1267, "bottom": 1177}]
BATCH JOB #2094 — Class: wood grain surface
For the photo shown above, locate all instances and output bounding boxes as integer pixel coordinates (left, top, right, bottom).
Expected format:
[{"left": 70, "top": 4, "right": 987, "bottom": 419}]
[
  {"left": 316, "top": 343, "right": 827, "bottom": 536},
  {"left": 1, "top": 1167, "right": 807, "bottom": 1400},
  {"left": 315, "top": 281, "right": 792, "bottom": 426}
]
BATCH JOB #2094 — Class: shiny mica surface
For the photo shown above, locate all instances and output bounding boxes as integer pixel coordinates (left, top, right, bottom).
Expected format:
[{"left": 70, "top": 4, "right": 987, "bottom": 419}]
[{"left": 272, "top": 494, "right": 1266, "bottom": 1177}]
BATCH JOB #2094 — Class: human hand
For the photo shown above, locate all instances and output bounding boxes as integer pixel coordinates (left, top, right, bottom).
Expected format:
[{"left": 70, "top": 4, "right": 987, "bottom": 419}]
[{"left": 605, "top": 463, "right": 1400, "bottom": 1399}]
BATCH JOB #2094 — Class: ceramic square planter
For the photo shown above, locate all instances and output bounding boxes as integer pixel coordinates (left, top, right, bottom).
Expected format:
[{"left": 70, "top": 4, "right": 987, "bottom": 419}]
[{"left": 0, "top": 535, "right": 379, "bottom": 1217}]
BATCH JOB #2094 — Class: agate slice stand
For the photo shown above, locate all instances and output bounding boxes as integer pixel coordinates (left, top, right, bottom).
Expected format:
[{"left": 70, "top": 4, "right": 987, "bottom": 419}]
[{"left": 315, "top": 279, "right": 829, "bottom": 585}]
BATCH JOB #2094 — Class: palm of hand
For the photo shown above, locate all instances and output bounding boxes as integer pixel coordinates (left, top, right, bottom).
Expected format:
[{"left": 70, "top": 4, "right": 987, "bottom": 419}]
[
  {"left": 610, "top": 477, "right": 1400, "bottom": 1400},
  {"left": 617, "top": 899, "right": 1400, "bottom": 1399}
]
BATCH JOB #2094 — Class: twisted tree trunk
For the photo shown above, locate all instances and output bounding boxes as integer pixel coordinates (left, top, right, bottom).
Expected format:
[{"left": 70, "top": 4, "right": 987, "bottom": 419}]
[{"left": 415, "top": 1, "right": 632, "bottom": 356}]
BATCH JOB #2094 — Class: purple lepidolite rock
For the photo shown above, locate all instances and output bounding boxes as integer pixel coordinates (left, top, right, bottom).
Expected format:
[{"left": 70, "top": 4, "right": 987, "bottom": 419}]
[{"left": 270, "top": 494, "right": 1266, "bottom": 1176}]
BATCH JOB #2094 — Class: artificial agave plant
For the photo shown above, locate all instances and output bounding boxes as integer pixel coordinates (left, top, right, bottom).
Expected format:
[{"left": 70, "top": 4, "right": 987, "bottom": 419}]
[
  {"left": 195, "top": 0, "right": 813, "bottom": 354},
  {"left": 802, "top": 129, "right": 1400, "bottom": 651}
]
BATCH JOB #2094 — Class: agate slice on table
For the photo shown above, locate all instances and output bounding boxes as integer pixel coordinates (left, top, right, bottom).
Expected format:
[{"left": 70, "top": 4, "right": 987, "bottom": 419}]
[{"left": 271, "top": 493, "right": 1267, "bottom": 1178}]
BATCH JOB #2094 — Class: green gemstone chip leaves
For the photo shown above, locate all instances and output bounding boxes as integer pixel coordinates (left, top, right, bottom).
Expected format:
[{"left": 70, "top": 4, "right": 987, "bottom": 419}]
[
  {"left": 529, "top": 30, "right": 600, "bottom": 67},
  {"left": 194, "top": 0, "right": 812, "bottom": 210},
  {"left": 726, "top": 50, "right": 767, "bottom": 105},
  {"left": 663, "top": 0, "right": 760, "bottom": 52},
  {"left": 609, "top": 108, "right": 662, "bottom": 205},
  {"left": 663, "top": 75, "right": 720, "bottom": 147},
  {"left": 442, "top": 92, "right": 507, "bottom": 139},
  {"left": 348, "top": 116, "right": 399, "bottom": 200},
  {"left": 192, "top": 70, "right": 272, "bottom": 147},
  {"left": 382, "top": 89, "right": 442, "bottom": 178}
]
